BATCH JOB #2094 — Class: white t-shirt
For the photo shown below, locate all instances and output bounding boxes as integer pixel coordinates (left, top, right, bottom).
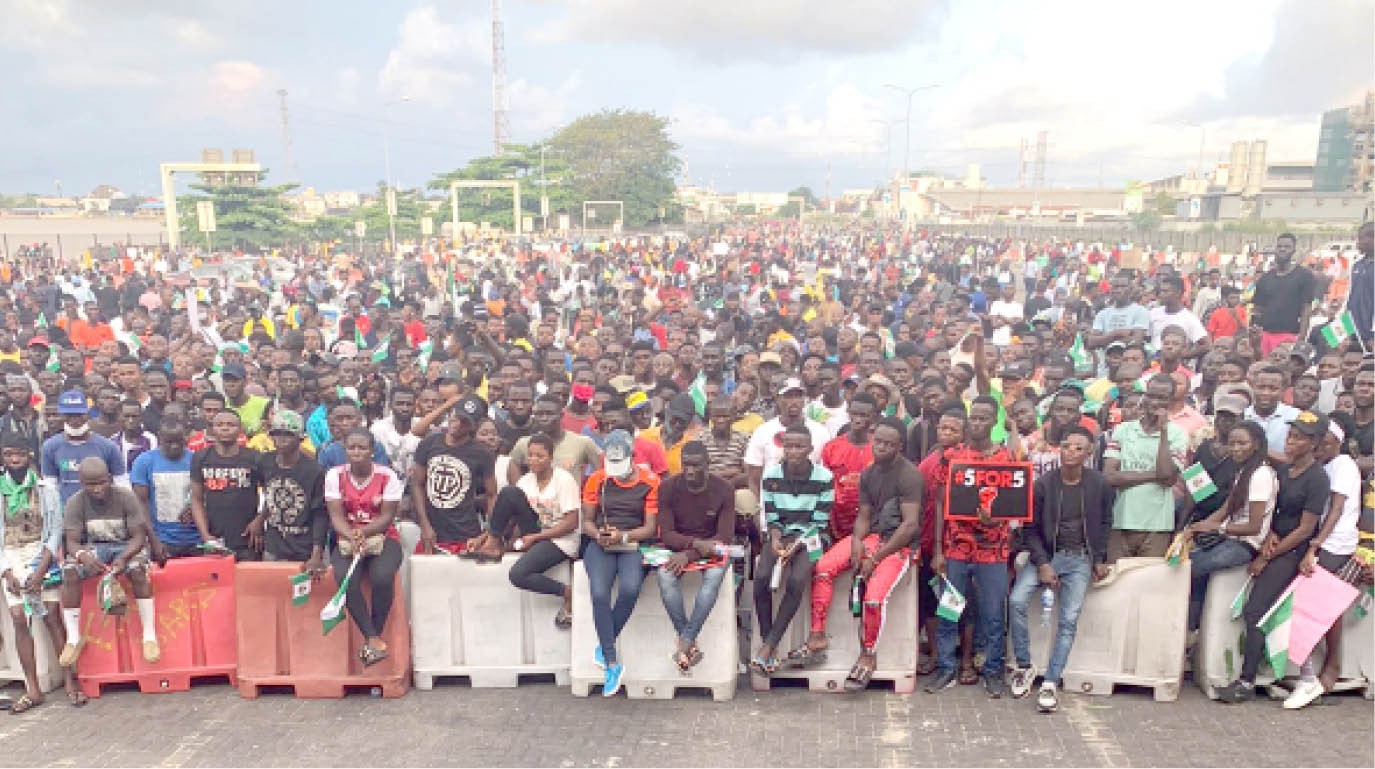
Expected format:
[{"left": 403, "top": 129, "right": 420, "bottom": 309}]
[
  {"left": 805, "top": 400, "right": 849, "bottom": 440},
  {"left": 1148, "top": 306, "right": 1207, "bottom": 347},
  {"left": 743, "top": 418, "right": 828, "bottom": 469},
  {"left": 515, "top": 467, "right": 581, "bottom": 556},
  {"left": 1229, "top": 464, "right": 1277, "bottom": 551},
  {"left": 1321, "top": 454, "right": 1361, "bottom": 556},
  {"left": 988, "top": 300, "right": 1024, "bottom": 346}
]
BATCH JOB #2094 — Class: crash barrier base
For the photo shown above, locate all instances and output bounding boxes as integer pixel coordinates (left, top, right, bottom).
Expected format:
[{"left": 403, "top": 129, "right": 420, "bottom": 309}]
[
  {"left": 1195, "top": 566, "right": 1372, "bottom": 700},
  {"left": 234, "top": 561, "right": 410, "bottom": 699},
  {"left": 77, "top": 556, "right": 237, "bottom": 697},
  {"left": 1017, "top": 556, "right": 1187, "bottom": 702},
  {"left": 0, "top": 590, "right": 64, "bottom": 694},
  {"left": 410, "top": 553, "right": 571, "bottom": 690},
  {"left": 748, "top": 566, "right": 918, "bottom": 694},
  {"left": 570, "top": 562, "right": 737, "bottom": 701}
]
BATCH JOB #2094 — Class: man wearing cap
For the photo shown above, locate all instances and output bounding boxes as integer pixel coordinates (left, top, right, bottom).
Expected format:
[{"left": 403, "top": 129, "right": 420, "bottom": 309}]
[
  {"left": 41, "top": 391, "right": 129, "bottom": 517},
  {"left": 221, "top": 362, "right": 270, "bottom": 437},
  {"left": 131, "top": 417, "right": 199, "bottom": 562},
  {"left": 743, "top": 377, "right": 830, "bottom": 501},
  {"left": 250, "top": 409, "right": 327, "bottom": 573},
  {"left": 656, "top": 393, "right": 702, "bottom": 475},
  {"left": 413, "top": 395, "right": 497, "bottom": 555}
]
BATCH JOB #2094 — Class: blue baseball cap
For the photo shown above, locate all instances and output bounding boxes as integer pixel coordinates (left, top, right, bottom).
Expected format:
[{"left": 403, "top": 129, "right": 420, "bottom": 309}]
[{"left": 57, "top": 391, "right": 88, "bottom": 415}]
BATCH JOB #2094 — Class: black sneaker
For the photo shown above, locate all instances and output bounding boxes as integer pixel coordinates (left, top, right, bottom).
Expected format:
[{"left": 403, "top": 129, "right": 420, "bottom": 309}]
[
  {"left": 984, "top": 674, "right": 1006, "bottom": 699},
  {"left": 1008, "top": 663, "right": 1037, "bottom": 699},
  {"left": 925, "top": 668, "right": 958, "bottom": 693},
  {"left": 1215, "top": 679, "right": 1256, "bottom": 704}
]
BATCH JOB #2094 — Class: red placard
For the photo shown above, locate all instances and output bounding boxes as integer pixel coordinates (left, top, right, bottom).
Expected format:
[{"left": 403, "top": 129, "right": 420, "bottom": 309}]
[{"left": 943, "top": 459, "right": 1034, "bottom": 522}]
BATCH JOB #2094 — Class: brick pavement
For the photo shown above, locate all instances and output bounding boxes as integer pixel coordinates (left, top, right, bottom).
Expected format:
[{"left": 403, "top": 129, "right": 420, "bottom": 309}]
[{"left": 0, "top": 677, "right": 1369, "bottom": 767}]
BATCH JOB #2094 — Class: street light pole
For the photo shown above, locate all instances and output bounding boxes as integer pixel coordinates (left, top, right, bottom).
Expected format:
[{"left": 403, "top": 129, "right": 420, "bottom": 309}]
[
  {"left": 383, "top": 96, "right": 412, "bottom": 257},
  {"left": 883, "top": 83, "right": 939, "bottom": 181}
]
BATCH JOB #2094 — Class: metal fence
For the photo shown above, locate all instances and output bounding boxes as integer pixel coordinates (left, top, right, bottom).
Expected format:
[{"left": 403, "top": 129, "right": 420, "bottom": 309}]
[{"left": 925, "top": 222, "right": 1354, "bottom": 254}]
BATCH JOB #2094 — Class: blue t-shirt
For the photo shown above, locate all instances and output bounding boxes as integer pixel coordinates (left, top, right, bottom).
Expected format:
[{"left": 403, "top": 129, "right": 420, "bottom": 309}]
[
  {"left": 131, "top": 449, "right": 199, "bottom": 547},
  {"left": 40, "top": 433, "right": 126, "bottom": 507},
  {"left": 315, "top": 440, "right": 389, "bottom": 470}
]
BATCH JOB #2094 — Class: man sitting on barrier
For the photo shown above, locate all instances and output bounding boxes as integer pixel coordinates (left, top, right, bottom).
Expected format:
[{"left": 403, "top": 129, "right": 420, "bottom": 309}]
[
  {"left": 58, "top": 456, "right": 159, "bottom": 668},
  {"left": 802, "top": 417, "right": 923, "bottom": 693},
  {"left": 323, "top": 429, "right": 405, "bottom": 667},
  {"left": 473, "top": 432, "right": 581, "bottom": 628},
  {"left": 656, "top": 440, "right": 735, "bottom": 674},
  {"left": 580, "top": 429, "right": 659, "bottom": 696},
  {"left": 751, "top": 422, "right": 833, "bottom": 677},
  {"left": 1008, "top": 425, "right": 1115, "bottom": 713},
  {"left": 412, "top": 395, "right": 496, "bottom": 556}
]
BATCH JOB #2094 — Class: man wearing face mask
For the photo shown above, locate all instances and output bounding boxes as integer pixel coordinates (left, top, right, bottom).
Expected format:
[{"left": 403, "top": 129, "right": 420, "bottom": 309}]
[{"left": 40, "top": 391, "right": 130, "bottom": 520}]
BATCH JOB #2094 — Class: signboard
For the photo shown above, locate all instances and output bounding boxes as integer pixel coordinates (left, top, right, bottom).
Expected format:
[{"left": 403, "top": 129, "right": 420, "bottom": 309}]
[
  {"left": 522, "top": 215, "right": 533, "bottom": 233},
  {"left": 421, "top": 216, "right": 433, "bottom": 236},
  {"left": 558, "top": 214, "right": 570, "bottom": 232},
  {"left": 196, "top": 201, "right": 216, "bottom": 233},
  {"left": 354, "top": 221, "right": 366, "bottom": 238},
  {"left": 943, "top": 460, "right": 1034, "bottom": 522},
  {"left": 1118, "top": 246, "right": 1145, "bottom": 271}
]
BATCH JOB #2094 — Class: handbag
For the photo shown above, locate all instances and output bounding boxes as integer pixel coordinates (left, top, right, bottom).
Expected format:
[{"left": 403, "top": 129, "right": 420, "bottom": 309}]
[{"left": 338, "top": 533, "right": 385, "bottom": 557}]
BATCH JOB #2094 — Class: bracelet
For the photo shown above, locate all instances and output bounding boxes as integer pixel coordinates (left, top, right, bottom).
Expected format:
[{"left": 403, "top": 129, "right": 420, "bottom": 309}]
[{"left": 620, "top": 532, "right": 629, "bottom": 545}]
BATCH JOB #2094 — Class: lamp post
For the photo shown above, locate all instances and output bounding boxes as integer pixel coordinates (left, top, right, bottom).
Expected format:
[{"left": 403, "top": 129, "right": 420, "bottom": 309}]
[
  {"left": 383, "top": 95, "right": 412, "bottom": 256},
  {"left": 882, "top": 83, "right": 940, "bottom": 181}
]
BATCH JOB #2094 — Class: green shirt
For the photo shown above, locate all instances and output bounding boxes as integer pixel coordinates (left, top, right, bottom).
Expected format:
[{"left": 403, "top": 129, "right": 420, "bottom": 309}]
[{"left": 1103, "top": 419, "right": 1188, "bottom": 532}]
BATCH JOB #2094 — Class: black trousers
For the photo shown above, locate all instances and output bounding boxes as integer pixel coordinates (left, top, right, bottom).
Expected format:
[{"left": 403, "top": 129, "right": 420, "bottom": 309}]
[
  {"left": 754, "top": 543, "right": 813, "bottom": 648},
  {"left": 1240, "top": 548, "right": 1302, "bottom": 682},
  {"left": 330, "top": 538, "right": 403, "bottom": 639},
  {"left": 490, "top": 485, "right": 570, "bottom": 598}
]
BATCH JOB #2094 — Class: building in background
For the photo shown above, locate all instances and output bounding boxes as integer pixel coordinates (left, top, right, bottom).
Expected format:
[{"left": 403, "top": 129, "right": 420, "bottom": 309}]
[{"left": 1314, "top": 90, "right": 1374, "bottom": 193}]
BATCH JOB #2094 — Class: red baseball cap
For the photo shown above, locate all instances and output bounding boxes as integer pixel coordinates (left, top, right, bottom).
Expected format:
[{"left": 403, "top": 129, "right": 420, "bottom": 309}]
[{"left": 26, "top": 336, "right": 48, "bottom": 348}]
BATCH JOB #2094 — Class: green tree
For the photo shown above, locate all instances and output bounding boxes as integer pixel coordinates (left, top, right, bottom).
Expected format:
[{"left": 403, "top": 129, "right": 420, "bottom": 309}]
[
  {"left": 351, "top": 182, "right": 431, "bottom": 246},
  {"left": 788, "top": 186, "right": 818, "bottom": 206},
  {"left": 1154, "top": 191, "right": 1177, "bottom": 216},
  {"left": 1131, "top": 209, "right": 1162, "bottom": 232},
  {"left": 429, "top": 143, "right": 572, "bottom": 230},
  {"left": 547, "top": 109, "right": 681, "bottom": 227},
  {"left": 178, "top": 174, "right": 298, "bottom": 251}
]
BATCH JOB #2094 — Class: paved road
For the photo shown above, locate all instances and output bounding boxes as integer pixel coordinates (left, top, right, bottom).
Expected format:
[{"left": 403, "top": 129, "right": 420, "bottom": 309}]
[{"left": 0, "top": 676, "right": 1369, "bottom": 767}]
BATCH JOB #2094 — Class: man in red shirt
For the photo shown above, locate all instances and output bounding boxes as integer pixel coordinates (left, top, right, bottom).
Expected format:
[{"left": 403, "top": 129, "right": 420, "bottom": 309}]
[
  {"left": 916, "top": 405, "right": 968, "bottom": 674},
  {"left": 1205, "top": 285, "right": 1247, "bottom": 339},
  {"left": 818, "top": 394, "right": 876, "bottom": 540},
  {"left": 927, "top": 396, "right": 1015, "bottom": 698}
]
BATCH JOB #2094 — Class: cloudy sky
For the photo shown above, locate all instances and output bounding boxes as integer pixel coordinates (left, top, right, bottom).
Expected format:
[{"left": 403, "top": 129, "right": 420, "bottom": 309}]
[{"left": 3, "top": 0, "right": 1371, "bottom": 198}]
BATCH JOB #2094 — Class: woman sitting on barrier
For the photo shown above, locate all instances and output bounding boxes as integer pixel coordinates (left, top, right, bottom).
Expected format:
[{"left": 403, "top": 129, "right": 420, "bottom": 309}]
[
  {"left": 478, "top": 433, "right": 581, "bottom": 628},
  {"left": 1180, "top": 420, "right": 1275, "bottom": 635},
  {"left": 324, "top": 428, "right": 405, "bottom": 667}
]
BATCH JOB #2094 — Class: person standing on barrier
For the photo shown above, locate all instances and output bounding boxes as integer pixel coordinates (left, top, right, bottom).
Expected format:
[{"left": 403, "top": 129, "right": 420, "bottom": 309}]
[
  {"left": 1216, "top": 410, "right": 1330, "bottom": 704},
  {"left": 1179, "top": 420, "right": 1274, "bottom": 635},
  {"left": 253, "top": 410, "right": 328, "bottom": 575},
  {"left": 412, "top": 395, "right": 496, "bottom": 556},
  {"left": 57, "top": 457, "right": 159, "bottom": 669},
  {"left": 1102, "top": 374, "right": 1188, "bottom": 561},
  {"left": 806, "top": 418, "right": 923, "bottom": 693},
  {"left": 189, "top": 410, "right": 265, "bottom": 561},
  {"left": 476, "top": 432, "right": 581, "bottom": 627},
  {"left": 1008, "top": 426, "right": 1115, "bottom": 712},
  {"left": 656, "top": 441, "right": 735, "bottom": 673},
  {"left": 751, "top": 422, "right": 832, "bottom": 677},
  {"left": 580, "top": 429, "right": 659, "bottom": 697},
  {"left": 323, "top": 429, "right": 405, "bottom": 667},
  {"left": 927, "top": 396, "right": 1014, "bottom": 698}
]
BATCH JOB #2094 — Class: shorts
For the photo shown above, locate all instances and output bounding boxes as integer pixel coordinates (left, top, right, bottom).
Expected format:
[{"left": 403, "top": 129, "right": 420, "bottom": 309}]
[
  {"left": 2, "top": 543, "right": 61, "bottom": 603},
  {"left": 63, "top": 542, "right": 149, "bottom": 580}
]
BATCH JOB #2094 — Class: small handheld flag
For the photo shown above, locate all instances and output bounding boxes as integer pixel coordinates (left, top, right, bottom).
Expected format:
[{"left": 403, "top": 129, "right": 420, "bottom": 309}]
[
  {"left": 1181, "top": 463, "right": 1218, "bottom": 502},
  {"left": 321, "top": 553, "right": 361, "bottom": 635},
  {"left": 930, "top": 575, "right": 966, "bottom": 621},
  {"left": 1319, "top": 310, "right": 1358, "bottom": 348},
  {"left": 290, "top": 571, "right": 312, "bottom": 606}
]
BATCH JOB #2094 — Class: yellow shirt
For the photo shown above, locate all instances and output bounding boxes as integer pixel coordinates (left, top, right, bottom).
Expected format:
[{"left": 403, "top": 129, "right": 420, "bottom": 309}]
[{"left": 732, "top": 413, "right": 763, "bottom": 436}]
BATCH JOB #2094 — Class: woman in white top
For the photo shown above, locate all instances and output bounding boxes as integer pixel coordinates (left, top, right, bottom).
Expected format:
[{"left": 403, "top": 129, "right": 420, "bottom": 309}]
[
  {"left": 477, "top": 432, "right": 581, "bottom": 628},
  {"left": 1285, "top": 413, "right": 1363, "bottom": 709},
  {"left": 1182, "top": 420, "right": 1276, "bottom": 632}
]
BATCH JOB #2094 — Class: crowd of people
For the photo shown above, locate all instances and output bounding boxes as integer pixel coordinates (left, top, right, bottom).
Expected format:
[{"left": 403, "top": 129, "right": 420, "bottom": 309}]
[{"left": 0, "top": 219, "right": 1371, "bottom": 714}]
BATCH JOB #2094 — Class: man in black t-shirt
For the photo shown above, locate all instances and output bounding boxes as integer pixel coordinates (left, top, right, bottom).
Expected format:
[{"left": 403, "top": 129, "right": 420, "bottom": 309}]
[
  {"left": 412, "top": 394, "right": 496, "bottom": 555},
  {"left": 250, "top": 410, "right": 327, "bottom": 573},
  {"left": 189, "top": 410, "right": 265, "bottom": 561},
  {"left": 1251, "top": 233, "right": 1315, "bottom": 356}
]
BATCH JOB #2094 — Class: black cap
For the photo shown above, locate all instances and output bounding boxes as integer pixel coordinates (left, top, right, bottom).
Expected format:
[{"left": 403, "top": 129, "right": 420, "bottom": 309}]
[
  {"left": 1288, "top": 410, "right": 1329, "bottom": 438},
  {"left": 220, "top": 363, "right": 247, "bottom": 380},
  {"left": 453, "top": 394, "right": 488, "bottom": 423}
]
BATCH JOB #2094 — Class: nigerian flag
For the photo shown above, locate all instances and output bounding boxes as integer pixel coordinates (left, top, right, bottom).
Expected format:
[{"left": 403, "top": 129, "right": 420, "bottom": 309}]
[
  {"left": 1181, "top": 463, "right": 1217, "bottom": 502},
  {"left": 321, "top": 553, "right": 361, "bottom": 635},
  {"left": 1230, "top": 576, "right": 1251, "bottom": 621},
  {"left": 1256, "top": 583, "right": 1297, "bottom": 674},
  {"left": 45, "top": 352, "right": 60, "bottom": 373},
  {"left": 416, "top": 340, "right": 434, "bottom": 372},
  {"left": 930, "top": 575, "right": 966, "bottom": 621},
  {"left": 35, "top": 312, "right": 47, "bottom": 329},
  {"left": 1319, "top": 310, "right": 1358, "bottom": 348},
  {"left": 290, "top": 572, "right": 312, "bottom": 607},
  {"left": 688, "top": 373, "right": 707, "bottom": 417},
  {"left": 1067, "top": 333, "right": 1092, "bottom": 373},
  {"left": 370, "top": 336, "right": 389, "bottom": 363},
  {"left": 801, "top": 525, "right": 824, "bottom": 563},
  {"left": 354, "top": 325, "right": 365, "bottom": 348}
]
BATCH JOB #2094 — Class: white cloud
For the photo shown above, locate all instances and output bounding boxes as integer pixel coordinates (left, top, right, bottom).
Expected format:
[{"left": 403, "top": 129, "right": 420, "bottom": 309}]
[
  {"left": 377, "top": 5, "right": 485, "bottom": 106},
  {"left": 673, "top": 83, "right": 888, "bottom": 156},
  {"left": 335, "top": 67, "right": 361, "bottom": 108},
  {"left": 508, "top": 74, "right": 582, "bottom": 138}
]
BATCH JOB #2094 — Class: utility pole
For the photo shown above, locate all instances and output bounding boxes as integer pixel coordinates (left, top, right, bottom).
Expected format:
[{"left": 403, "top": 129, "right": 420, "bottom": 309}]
[
  {"left": 491, "top": 0, "right": 510, "bottom": 154},
  {"left": 883, "top": 83, "right": 940, "bottom": 180},
  {"left": 277, "top": 89, "right": 296, "bottom": 181}
]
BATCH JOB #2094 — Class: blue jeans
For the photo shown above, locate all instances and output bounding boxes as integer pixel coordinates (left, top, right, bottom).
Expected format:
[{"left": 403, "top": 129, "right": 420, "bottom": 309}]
[
  {"left": 582, "top": 542, "right": 646, "bottom": 664},
  {"left": 937, "top": 559, "right": 1008, "bottom": 678},
  {"left": 1009, "top": 551, "right": 1092, "bottom": 685},
  {"left": 656, "top": 563, "right": 728, "bottom": 644},
  {"left": 1187, "top": 538, "right": 1254, "bottom": 631}
]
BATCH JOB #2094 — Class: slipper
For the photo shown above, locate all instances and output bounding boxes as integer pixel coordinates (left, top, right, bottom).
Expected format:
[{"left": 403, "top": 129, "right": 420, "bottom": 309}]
[
  {"left": 673, "top": 650, "right": 692, "bottom": 675},
  {"left": 66, "top": 689, "right": 88, "bottom": 708},
  {"left": 553, "top": 607, "right": 573, "bottom": 630},
  {"left": 917, "top": 656, "right": 938, "bottom": 676},
  {"left": 749, "top": 655, "right": 777, "bottom": 677},
  {"left": 360, "top": 646, "right": 390, "bottom": 667},
  {"left": 844, "top": 662, "right": 875, "bottom": 693},
  {"left": 9, "top": 694, "right": 39, "bottom": 715},
  {"left": 783, "top": 644, "right": 827, "bottom": 669},
  {"left": 687, "top": 645, "right": 704, "bottom": 668},
  {"left": 958, "top": 665, "right": 979, "bottom": 686}
]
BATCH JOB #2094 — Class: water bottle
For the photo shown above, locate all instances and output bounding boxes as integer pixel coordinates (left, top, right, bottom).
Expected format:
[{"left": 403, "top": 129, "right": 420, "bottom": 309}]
[
  {"left": 769, "top": 558, "right": 784, "bottom": 591},
  {"left": 1040, "top": 587, "right": 1055, "bottom": 628},
  {"left": 714, "top": 543, "right": 746, "bottom": 559}
]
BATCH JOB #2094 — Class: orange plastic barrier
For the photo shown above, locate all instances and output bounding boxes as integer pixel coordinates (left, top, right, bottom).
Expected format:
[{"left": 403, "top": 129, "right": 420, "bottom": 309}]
[
  {"left": 77, "top": 556, "right": 238, "bottom": 697},
  {"left": 234, "top": 561, "right": 410, "bottom": 699}
]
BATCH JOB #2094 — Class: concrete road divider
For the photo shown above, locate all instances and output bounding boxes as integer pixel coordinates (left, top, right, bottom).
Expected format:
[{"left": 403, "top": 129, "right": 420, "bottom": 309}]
[{"left": 410, "top": 553, "right": 572, "bottom": 689}]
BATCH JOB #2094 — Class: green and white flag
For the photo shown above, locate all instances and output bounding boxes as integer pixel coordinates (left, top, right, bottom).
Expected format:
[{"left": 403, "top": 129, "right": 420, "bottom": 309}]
[
  {"left": 36, "top": 312, "right": 47, "bottom": 329},
  {"left": 930, "top": 575, "right": 966, "bottom": 621},
  {"left": 1067, "top": 333, "right": 1092, "bottom": 373},
  {"left": 1319, "top": 310, "right": 1358, "bottom": 348},
  {"left": 1230, "top": 575, "right": 1251, "bottom": 621},
  {"left": 1181, "top": 463, "right": 1218, "bottom": 502},
  {"left": 354, "top": 326, "right": 366, "bottom": 348},
  {"left": 45, "top": 351, "right": 60, "bottom": 373},
  {"left": 321, "top": 553, "right": 361, "bottom": 635},
  {"left": 801, "top": 525, "right": 824, "bottom": 563},
  {"left": 290, "top": 572, "right": 312, "bottom": 607},
  {"left": 416, "top": 340, "right": 434, "bottom": 372},
  {"left": 687, "top": 373, "right": 707, "bottom": 417},
  {"left": 1355, "top": 585, "right": 1373, "bottom": 620},
  {"left": 1256, "top": 584, "right": 1296, "bottom": 675},
  {"left": 639, "top": 544, "right": 674, "bottom": 567},
  {"left": 370, "top": 336, "right": 389, "bottom": 363}
]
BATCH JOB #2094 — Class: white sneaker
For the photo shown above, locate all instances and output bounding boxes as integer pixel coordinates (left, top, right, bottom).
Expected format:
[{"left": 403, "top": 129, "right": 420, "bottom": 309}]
[
  {"left": 1282, "top": 679, "right": 1325, "bottom": 710},
  {"left": 1008, "top": 663, "right": 1037, "bottom": 699},
  {"left": 1036, "top": 682, "right": 1059, "bottom": 713}
]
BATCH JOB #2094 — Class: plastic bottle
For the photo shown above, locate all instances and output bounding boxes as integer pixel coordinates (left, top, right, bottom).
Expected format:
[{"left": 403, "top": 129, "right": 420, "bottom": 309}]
[
  {"left": 1040, "top": 587, "right": 1055, "bottom": 628},
  {"left": 714, "top": 543, "right": 746, "bottom": 559},
  {"left": 849, "top": 577, "right": 866, "bottom": 617}
]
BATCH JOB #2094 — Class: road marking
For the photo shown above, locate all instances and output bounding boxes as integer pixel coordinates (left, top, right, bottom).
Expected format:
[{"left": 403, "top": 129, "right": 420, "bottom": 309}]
[{"left": 1064, "top": 695, "right": 1128, "bottom": 767}]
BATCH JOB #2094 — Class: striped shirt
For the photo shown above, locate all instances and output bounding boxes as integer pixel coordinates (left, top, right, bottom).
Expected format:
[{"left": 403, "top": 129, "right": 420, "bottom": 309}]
[
  {"left": 760, "top": 461, "right": 833, "bottom": 538},
  {"left": 697, "top": 429, "right": 749, "bottom": 479}
]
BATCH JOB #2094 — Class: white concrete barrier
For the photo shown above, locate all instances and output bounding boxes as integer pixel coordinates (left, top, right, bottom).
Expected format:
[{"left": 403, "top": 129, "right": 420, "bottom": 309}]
[
  {"left": 748, "top": 567, "right": 918, "bottom": 694},
  {"left": 1194, "top": 566, "right": 1372, "bottom": 700},
  {"left": 397, "top": 520, "right": 420, "bottom": 600},
  {"left": 0, "top": 591, "right": 63, "bottom": 694},
  {"left": 409, "top": 553, "right": 572, "bottom": 689},
  {"left": 1018, "top": 556, "right": 1187, "bottom": 701},
  {"left": 570, "top": 562, "right": 737, "bottom": 701}
]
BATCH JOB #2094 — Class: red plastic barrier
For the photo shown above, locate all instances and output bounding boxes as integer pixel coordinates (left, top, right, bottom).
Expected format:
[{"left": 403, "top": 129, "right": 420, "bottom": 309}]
[
  {"left": 234, "top": 561, "right": 410, "bottom": 699},
  {"left": 77, "top": 556, "right": 238, "bottom": 697}
]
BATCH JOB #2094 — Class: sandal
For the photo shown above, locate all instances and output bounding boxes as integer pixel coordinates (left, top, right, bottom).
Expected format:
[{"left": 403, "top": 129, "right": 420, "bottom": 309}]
[
  {"left": 66, "top": 689, "right": 88, "bottom": 708},
  {"left": 749, "top": 655, "right": 778, "bottom": 677},
  {"left": 359, "top": 645, "right": 390, "bottom": 667},
  {"left": 783, "top": 643, "right": 827, "bottom": 669},
  {"left": 9, "top": 694, "right": 40, "bottom": 715},
  {"left": 687, "top": 645, "right": 703, "bottom": 668},
  {"left": 673, "top": 650, "right": 692, "bottom": 675},
  {"left": 844, "top": 662, "right": 875, "bottom": 693},
  {"left": 553, "top": 607, "right": 573, "bottom": 630},
  {"left": 917, "top": 655, "right": 938, "bottom": 676},
  {"left": 958, "top": 665, "right": 979, "bottom": 686}
]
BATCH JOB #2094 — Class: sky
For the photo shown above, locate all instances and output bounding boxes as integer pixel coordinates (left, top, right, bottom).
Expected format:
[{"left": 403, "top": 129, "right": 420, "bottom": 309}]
[{"left": 2, "top": 0, "right": 1372, "bottom": 198}]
